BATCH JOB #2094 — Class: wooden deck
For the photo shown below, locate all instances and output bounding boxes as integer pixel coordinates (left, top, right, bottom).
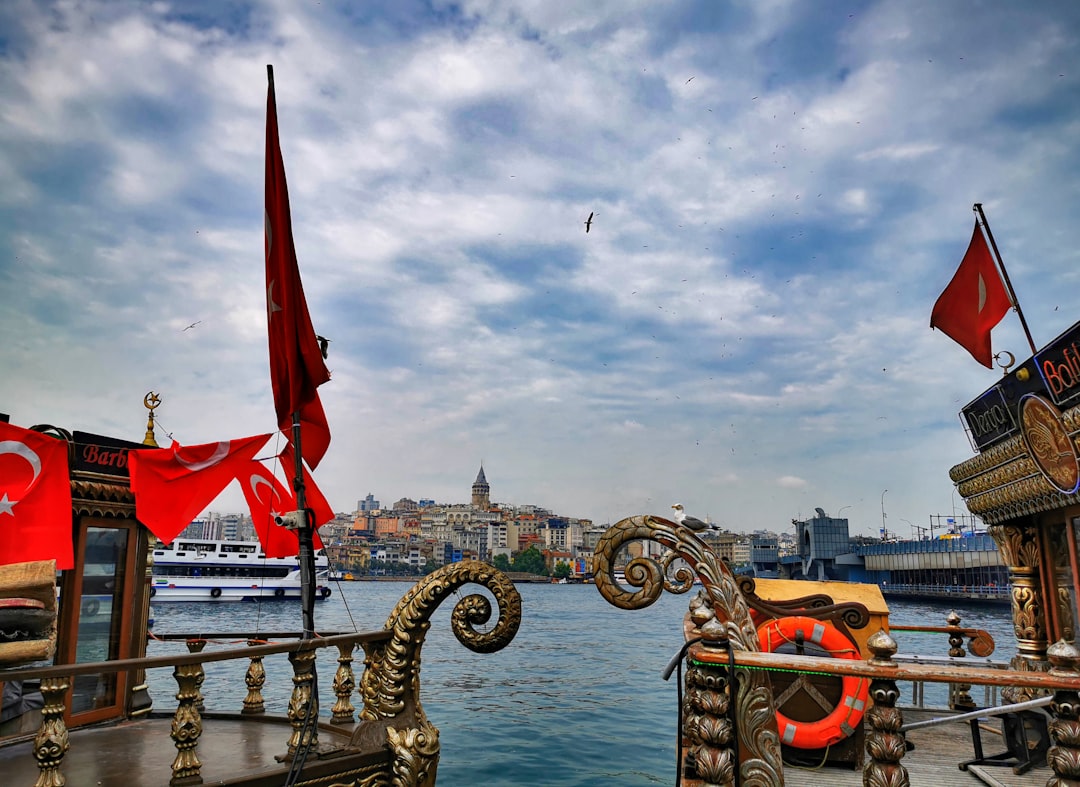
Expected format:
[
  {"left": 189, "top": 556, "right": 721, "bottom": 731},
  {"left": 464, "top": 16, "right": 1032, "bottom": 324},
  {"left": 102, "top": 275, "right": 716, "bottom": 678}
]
[
  {"left": 787, "top": 709, "right": 1050, "bottom": 786},
  {"left": 0, "top": 707, "right": 1054, "bottom": 785},
  {"left": 0, "top": 713, "right": 388, "bottom": 787}
]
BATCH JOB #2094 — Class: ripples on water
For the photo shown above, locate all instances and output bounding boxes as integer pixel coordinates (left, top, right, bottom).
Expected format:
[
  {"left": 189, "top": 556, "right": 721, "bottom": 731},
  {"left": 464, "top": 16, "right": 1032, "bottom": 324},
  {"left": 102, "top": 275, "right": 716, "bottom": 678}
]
[{"left": 146, "top": 583, "right": 1016, "bottom": 787}]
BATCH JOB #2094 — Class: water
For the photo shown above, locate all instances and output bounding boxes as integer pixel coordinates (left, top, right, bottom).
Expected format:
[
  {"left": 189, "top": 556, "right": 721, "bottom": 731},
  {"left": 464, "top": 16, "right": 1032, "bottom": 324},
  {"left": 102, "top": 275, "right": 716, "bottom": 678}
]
[{"left": 145, "top": 582, "right": 1017, "bottom": 787}]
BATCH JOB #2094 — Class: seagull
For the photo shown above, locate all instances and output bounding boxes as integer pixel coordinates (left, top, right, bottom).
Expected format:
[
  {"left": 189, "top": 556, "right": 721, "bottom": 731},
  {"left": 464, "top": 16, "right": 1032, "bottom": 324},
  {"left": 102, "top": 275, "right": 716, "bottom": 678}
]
[
  {"left": 584, "top": 211, "right": 594, "bottom": 233},
  {"left": 671, "top": 503, "right": 713, "bottom": 531},
  {"left": 182, "top": 320, "right": 202, "bottom": 331},
  {"left": 316, "top": 335, "right": 331, "bottom": 359}
]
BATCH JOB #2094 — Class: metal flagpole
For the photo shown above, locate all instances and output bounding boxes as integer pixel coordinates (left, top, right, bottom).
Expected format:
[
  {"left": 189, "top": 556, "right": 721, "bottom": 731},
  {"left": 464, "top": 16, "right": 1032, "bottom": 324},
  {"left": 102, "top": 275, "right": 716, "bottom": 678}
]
[
  {"left": 291, "top": 412, "right": 316, "bottom": 640},
  {"left": 973, "top": 203, "right": 1038, "bottom": 356}
]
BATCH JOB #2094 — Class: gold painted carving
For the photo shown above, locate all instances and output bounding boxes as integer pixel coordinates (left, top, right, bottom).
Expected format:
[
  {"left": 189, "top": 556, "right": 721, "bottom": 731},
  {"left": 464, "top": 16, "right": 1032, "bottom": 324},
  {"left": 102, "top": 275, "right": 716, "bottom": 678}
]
[
  {"left": 359, "top": 560, "right": 521, "bottom": 726},
  {"left": 170, "top": 661, "right": 204, "bottom": 786},
  {"left": 1020, "top": 395, "right": 1080, "bottom": 493},
  {"left": 593, "top": 515, "right": 784, "bottom": 786},
  {"left": 286, "top": 647, "right": 319, "bottom": 757},
  {"left": 32, "top": 676, "right": 70, "bottom": 787}
]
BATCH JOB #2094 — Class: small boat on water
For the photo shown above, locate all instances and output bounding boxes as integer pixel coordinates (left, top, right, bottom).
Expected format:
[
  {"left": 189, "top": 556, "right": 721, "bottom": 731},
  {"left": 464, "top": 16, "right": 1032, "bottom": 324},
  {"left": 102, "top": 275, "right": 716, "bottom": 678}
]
[{"left": 150, "top": 538, "right": 332, "bottom": 602}]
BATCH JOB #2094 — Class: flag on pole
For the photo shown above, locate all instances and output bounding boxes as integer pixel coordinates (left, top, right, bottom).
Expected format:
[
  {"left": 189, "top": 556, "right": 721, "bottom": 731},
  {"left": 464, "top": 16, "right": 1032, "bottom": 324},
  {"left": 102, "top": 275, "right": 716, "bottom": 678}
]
[
  {"left": 265, "top": 66, "right": 332, "bottom": 468},
  {"left": 237, "top": 459, "right": 324, "bottom": 559},
  {"left": 278, "top": 444, "right": 335, "bottom": 530},
  {"left": 129, "top": 434, "right": 271, "bottom": 544},
  {"left": 0, "top": 422, "right": 73, "bottom": 569},
  {"left": 930, "top": 221, "right": 1013, "bottom": 368}
]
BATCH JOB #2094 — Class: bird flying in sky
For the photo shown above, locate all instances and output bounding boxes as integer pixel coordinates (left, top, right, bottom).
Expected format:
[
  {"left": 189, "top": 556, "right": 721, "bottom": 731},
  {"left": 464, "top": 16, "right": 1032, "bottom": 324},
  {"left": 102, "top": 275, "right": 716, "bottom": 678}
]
[
  {"left": 671, "top": 503, "right": 712, "bottom": 531},
  {"left": 584, "top": 211, "right": 594, "bottom": 233}
]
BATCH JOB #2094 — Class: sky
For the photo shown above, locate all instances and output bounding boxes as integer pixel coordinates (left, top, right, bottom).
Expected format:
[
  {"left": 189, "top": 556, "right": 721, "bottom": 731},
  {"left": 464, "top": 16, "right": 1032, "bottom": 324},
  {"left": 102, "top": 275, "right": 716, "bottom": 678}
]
[{"left": 2, "top": 0, "right": 1080, "bottom": 539}]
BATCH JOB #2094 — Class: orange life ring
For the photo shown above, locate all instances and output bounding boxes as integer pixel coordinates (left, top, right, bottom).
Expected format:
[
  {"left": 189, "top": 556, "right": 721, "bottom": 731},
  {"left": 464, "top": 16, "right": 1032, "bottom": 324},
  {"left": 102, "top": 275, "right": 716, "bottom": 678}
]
[{"left": 757, "top": 615, "right": 869, "bottom": 750}]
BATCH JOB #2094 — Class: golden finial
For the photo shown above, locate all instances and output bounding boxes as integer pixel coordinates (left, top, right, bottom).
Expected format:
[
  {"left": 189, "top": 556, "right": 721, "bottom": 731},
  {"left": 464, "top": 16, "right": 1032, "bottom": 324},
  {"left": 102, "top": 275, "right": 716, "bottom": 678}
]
[{"left": 142, "top": 391, "right": 162, "bottom": 447}]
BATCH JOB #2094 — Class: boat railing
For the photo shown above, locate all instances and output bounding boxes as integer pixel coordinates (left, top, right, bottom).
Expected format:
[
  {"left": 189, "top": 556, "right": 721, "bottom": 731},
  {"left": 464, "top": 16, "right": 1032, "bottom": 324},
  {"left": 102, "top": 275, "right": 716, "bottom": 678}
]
[
  {"left": 890, "top": 611, "right": 1001, "bottom": 710},
  {"left": 1, "top": 558, "right": 524, "bottom": 787},
  {"left": 2, "top": 628, "right": 392, "bottom": 786},
  {"left": 686, "top": 632, "right": 1080, "bottom": 785}
]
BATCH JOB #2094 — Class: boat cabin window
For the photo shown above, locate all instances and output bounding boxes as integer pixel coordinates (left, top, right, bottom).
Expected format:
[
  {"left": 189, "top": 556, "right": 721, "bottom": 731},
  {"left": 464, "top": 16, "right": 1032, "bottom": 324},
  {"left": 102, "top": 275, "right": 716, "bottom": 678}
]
[{"left": 56, "top": 518, "right": 142, "bottom": 726}]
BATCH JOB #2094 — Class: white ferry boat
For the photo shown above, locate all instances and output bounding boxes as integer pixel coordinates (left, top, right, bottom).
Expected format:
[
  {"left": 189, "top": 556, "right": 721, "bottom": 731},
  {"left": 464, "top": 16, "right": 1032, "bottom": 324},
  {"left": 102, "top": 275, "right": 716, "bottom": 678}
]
[{"left": 150, "top": 539, "right": 332, "bottom": 602}]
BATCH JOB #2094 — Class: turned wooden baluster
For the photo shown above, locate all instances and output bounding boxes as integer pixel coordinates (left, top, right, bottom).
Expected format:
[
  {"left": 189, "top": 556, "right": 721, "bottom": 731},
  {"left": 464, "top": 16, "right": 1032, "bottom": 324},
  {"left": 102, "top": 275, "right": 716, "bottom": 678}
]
[
  {"left": 1046, "top": 639, "right": 1080, "bottom": 786},
  {"left": 170, "top": 659, "right": 205, "bottom": 786},
  {"left": 32, "top": 676, "right": 70, "bottom": 787},
  {"left": 185, "top": 638, "right": 207, "bottom": 712},
  {"left": 863, "top": 629, "right": 909, "bottom": 787},
  {"left": 330, "top": 641, "right": 356, "bottom": 724},
  {"left": 286, "top": 646, "right": 319, "bottom": 758},
  {"left": 242, "top": 639, "right": 266, "bottom": 715},
  {"left": 946, "top": 611, "right": 975, "bottom": 710}
]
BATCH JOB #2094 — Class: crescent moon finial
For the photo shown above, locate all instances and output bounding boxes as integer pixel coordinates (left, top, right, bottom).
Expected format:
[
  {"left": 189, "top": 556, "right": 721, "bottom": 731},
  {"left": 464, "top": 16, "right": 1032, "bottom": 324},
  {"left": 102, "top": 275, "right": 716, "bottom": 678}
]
[
  {"left": 142, "top": 391, "right": 162, "bottom": 447},
  {"left": 994, "top": 351, "right": 1016, "bottom": 374}
]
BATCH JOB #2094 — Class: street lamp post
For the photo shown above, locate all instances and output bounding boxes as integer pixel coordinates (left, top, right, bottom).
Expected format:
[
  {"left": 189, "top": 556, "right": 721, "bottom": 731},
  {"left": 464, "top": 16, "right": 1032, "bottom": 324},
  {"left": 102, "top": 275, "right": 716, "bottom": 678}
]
[
  {"left": 880, "top": 489, "right": 888, "bottom": 540},
  {"left": 838, "top": 505, "right": 851, "bottom": 518},
  {"left": 900, "top": 518, "right": 913, "bottom": 539}
]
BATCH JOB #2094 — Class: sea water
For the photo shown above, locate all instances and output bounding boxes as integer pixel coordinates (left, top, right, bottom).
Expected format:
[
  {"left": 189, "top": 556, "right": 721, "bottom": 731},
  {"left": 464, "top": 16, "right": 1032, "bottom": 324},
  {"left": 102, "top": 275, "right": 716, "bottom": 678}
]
[{"left": 145, "top": 582, "right": 1016, "bottom": 787}]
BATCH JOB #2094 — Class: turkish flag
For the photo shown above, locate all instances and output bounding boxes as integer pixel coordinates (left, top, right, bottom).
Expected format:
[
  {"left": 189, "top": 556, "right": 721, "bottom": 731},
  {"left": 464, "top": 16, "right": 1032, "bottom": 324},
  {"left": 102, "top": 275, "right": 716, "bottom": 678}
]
[
  {"left": 238, "top": 459, "right": 324, "bottom": 559},
  {"left": 0, "top": 422, "right": 73, "bottom": 569},
  {"left": 129, "top": 434, "right": 271, "bottom": 544},
  {"left": 265, "top": 66, "right": 331, "bottom": 469},
  {"left": 930, "top": 221, "right": 1013, "bottom": 368},
  {"left": 279, "top": 444, "right": 334, "bottom": 531}
]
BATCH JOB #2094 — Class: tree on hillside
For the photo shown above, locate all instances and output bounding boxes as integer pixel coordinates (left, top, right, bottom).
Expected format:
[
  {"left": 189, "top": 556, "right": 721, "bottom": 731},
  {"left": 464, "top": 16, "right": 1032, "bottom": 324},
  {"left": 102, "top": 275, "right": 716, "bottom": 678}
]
[
  {"left": 511, "top": 545, "right": 548, "bottom": 576},
  {"left": 492, "top": 553, "right": 511, "bottom": 572},
  {"left": 552, "top": 562, "right": 572, "bottom": 580}
]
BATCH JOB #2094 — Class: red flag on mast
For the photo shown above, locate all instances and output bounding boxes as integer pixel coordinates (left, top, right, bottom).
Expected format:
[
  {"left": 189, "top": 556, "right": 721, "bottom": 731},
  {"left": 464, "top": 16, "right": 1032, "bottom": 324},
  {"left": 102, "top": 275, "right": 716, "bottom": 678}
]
[
  {"left": 237, "top": 459, "right": 324, "bottom": 559},
  {"left": 265, "top": 66, "right": 331, "bottom": 468},
  {"left": 930, "top": 221, "right": 1013, "bottom": 368}
]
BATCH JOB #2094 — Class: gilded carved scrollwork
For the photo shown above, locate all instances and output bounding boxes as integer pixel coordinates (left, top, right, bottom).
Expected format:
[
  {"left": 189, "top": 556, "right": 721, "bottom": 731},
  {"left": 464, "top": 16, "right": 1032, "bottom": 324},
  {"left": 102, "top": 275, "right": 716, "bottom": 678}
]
[
  {"left": 353, "top": 560, "right": 521, "bottom": 786},
  {"left": 593, "top": 515, "right": 784, "bottom": 786},
  {"left": 990, "top": 524, "right": 1049, "bottom": 662}
]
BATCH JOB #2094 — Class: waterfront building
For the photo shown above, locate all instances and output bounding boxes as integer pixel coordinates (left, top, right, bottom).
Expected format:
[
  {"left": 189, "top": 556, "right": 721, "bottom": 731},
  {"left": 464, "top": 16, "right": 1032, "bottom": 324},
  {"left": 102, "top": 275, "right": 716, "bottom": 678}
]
[{"left": 358, "top": 493, "right": 381, "bottom": 511}]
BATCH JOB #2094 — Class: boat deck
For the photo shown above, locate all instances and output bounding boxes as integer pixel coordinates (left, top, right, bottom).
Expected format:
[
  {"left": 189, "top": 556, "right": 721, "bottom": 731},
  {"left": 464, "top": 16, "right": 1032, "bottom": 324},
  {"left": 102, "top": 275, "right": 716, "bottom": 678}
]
[
  {"left": 783, "top": 708, "right": 1049, "bottom": 787},
  {"left": 0, "top": 713, "right": 387, "bottom": 787}
]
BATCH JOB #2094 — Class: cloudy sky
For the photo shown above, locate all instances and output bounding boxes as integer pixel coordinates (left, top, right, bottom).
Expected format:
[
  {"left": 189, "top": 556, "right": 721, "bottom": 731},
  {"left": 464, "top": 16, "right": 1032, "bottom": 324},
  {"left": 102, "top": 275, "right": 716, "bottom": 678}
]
[{"left": 2, "top": 0, "right": 1079, "bottom": 538}]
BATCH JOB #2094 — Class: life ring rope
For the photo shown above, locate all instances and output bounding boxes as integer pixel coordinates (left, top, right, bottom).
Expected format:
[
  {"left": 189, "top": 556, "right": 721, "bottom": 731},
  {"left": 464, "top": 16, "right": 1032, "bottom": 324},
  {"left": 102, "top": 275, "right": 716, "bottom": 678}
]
[{"left": 757, "top": 615, "right": 869, "bottom": 750}]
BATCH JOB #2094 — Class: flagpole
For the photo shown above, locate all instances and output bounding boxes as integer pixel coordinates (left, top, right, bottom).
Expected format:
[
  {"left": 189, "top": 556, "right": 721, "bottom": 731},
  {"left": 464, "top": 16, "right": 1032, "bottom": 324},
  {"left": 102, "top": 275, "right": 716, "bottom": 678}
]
[
  {"left": 973, "top": 203, "right": 1037, "bottom": 356},
  {"left": 292, "top": 413, "right": 317, "bottom": 642}
]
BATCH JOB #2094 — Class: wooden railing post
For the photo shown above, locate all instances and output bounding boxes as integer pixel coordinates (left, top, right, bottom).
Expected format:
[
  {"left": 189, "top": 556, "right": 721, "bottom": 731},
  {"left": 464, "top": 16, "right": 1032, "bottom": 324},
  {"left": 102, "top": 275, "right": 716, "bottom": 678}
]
[
  {"left": 330, "top": 641, "right": 356, "bottom": 724},
  {"left": 241, "top": 639, "right": 266, "bottom": 715},
  {"left": 286, "top": 647, "right": 319, "bottom": 758},
  {"left": 1046, "top": 639, "right": 1080, "bottom": 784},
  {"left": 863, "top": 629, "right": 909, "bottom": 787},
  {"left": 184, "top": 638, "right": 207, "bottom": 713},
  {"left": 32, "top": 675, "right": 70, "bottom": 787},
  {"left": 946, "top": 611, "right": 975, "bottom": 710},
  {"left": 170, "top": 659, "right": 205, "bottom": 786},
  {"left": 682, "top": 598, "right": 737, "bottom": 786}
]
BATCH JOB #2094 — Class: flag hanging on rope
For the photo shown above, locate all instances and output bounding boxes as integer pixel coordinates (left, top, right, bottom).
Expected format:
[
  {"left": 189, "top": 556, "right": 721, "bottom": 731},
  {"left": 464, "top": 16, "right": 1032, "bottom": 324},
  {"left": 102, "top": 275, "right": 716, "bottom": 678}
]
[
  {"left": 930, "top": 221, "right": 1013, "bottom": 368},
  {"left": 265, "top": 65, "right": 331, "bottom": 468},
  {"left": 0, "top": 422, "right": 73, "bottom": 569},
  {"left": 129, "top": 434, "right": 271, "bottom": 544}
]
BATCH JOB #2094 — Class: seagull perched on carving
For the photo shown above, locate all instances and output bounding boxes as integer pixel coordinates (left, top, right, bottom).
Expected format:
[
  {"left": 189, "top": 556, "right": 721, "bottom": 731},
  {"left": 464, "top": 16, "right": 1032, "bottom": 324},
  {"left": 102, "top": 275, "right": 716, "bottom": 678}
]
[{"left": 671, "top": 503, "right": 713, "bottom": 531}]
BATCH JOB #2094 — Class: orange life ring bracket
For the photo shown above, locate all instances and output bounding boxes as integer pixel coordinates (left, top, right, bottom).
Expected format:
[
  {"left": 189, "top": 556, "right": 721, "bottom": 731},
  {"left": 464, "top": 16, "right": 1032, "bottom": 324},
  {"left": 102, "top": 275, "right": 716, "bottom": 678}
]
[{"left": 757, "top": 615, "right": 869, "bottom": 750}]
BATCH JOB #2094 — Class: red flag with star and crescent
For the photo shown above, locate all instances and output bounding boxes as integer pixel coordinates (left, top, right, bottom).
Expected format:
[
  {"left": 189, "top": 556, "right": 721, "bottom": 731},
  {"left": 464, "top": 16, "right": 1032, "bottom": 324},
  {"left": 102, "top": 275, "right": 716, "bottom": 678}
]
[
  {"left": 238, "top": 458, "right": 328, "bottom": 559},
  {"left": 0, "top": 421, "right": 73, "bottom": 569},
  {"left": 930, "top": 221, "right": 1013, "bottom": 368},
  {"left": 265, "top": 66, "right": 331, "bottom": 469},
  {"left": 129, "top": 434, "right": 271, "bottom": 544}
]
